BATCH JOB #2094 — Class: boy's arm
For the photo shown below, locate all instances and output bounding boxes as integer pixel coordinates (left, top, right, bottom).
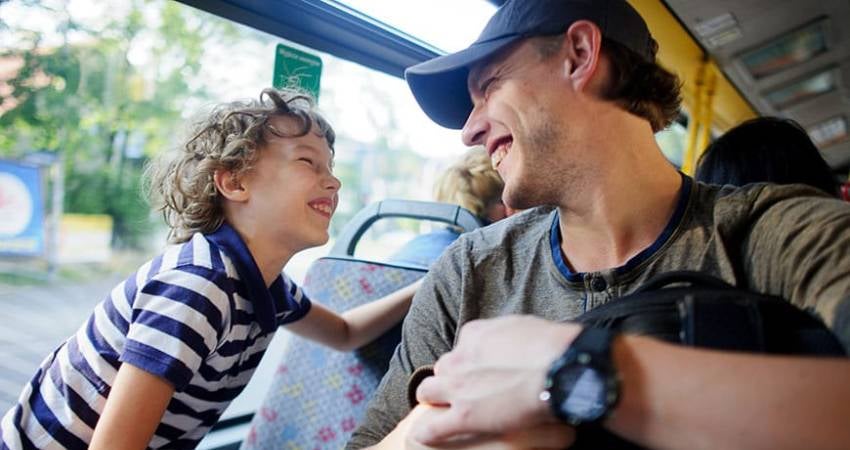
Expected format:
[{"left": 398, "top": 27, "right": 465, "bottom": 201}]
[
  {"left": 88, "top": 363, "right": 175, "bottom": 450},
  {"left": 284, "top": 279, "right": 422, "bottom": 351}
]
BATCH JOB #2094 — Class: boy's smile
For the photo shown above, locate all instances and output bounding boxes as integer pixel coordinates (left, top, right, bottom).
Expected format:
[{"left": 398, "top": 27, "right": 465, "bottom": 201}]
[{"left": 307, "top": 196, "right": 335, "bottom": 219}]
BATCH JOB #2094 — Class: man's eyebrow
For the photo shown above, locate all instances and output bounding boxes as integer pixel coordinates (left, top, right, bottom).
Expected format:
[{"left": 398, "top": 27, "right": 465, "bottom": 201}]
[
  {"left": 469, "top": 56, "right": 503, "bottom": 95},
  {"left": 468, "top": 41, "right": 523, "bottom": 94},
  {"left": 468, "top": 64, "right": 491, "bottom": 95}
]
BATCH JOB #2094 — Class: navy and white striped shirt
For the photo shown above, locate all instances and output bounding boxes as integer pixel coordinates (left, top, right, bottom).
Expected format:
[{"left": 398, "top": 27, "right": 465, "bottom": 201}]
[{"left": 1, "top": 223, "right": 311, "bottom": 449}]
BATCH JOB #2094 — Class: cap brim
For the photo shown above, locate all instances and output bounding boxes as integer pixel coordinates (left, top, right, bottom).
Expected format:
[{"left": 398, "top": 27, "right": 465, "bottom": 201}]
[{"left": 405, "top": 35, "right": 521, "bottom": 130}]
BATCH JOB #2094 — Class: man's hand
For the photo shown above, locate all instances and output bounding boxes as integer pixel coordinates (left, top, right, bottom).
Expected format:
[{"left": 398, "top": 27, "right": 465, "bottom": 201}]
[
  {"left": 412, "top": 316, "right": 582, "bottom": 445},
  {"left": 380, "top": 404, "right": 575, "bottom": 450}
]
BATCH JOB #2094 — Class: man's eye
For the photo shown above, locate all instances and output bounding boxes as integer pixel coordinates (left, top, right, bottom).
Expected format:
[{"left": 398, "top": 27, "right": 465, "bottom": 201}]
[
  {"left": 480, "top": 77, "right": 496, "bottom": 95},
  {"left": 298, "top": 158, "right": 313, "bottom": 165}
]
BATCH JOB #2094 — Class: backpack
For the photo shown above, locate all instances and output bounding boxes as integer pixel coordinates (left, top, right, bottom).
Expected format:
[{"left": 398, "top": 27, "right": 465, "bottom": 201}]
[{"left": 570, "top": 271, "right": 846, "bottom": 450}]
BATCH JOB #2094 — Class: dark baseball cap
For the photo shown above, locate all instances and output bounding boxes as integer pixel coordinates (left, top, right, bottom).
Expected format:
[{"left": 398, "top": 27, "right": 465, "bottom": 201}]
[{"left": 405, "top": 0, "right": 655, "bottom": 129}]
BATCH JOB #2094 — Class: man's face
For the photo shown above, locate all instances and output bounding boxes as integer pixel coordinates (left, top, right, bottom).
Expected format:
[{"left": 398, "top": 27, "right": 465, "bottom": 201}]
[{"left": 461, "top": 39, "right": 585, "bottom": 210}]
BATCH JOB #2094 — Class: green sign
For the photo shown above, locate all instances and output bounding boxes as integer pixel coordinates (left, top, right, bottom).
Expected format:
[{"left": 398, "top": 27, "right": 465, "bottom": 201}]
[{"left": 273, "top": 43, "right": 323, "bottom": 102}]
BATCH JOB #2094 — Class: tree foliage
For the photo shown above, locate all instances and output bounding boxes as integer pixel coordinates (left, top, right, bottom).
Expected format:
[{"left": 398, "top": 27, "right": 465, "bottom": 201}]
[{"left": 0, "top": 0, "right": 237, "bottom": 248}]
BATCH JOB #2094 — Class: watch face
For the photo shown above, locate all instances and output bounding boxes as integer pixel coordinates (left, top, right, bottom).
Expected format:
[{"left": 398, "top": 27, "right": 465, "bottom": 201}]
[{"left": 557, "top": 365, "right": 607, "bottom": 421}]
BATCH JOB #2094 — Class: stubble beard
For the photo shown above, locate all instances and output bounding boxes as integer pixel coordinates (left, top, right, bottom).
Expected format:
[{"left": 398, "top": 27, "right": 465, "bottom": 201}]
[{"left": 504, "top": 119, "right": 571, "bottom": 210}]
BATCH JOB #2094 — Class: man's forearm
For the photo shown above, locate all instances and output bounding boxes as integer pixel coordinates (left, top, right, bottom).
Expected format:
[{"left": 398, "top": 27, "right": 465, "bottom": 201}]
[{"left": 608, "top": 335, "right": 850, "bottom": 450}]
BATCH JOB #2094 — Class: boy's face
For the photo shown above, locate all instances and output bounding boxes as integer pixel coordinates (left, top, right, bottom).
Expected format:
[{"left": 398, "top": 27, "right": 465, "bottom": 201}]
[{"left": 242, "top": 115, "right": 340, "bottom": 252}]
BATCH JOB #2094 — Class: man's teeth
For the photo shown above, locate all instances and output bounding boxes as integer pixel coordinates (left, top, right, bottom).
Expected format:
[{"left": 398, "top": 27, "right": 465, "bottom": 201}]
[{"left": 491, "top": 146, "right": 507, "bottom": 169}]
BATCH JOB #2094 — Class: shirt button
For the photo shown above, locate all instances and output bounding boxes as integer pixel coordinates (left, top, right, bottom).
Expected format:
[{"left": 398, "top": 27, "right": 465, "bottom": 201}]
[{"left": 591, "top": 277, "right": 607, "bottom": 292}]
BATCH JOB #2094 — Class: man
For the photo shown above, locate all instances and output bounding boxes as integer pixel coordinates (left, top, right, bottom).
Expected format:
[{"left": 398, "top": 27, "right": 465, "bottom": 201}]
[{"left": 347, "top": 0, "right": 850, "bottom": 449}]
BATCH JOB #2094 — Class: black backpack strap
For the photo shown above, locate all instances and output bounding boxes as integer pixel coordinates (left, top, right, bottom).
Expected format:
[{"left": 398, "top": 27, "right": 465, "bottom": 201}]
[
  {"left": 571, "top": 271, "right": 845, "bottom": 450},
  {"left": 633, "top": 270, "right": 734, "bottom": 293},
  {"left": 680, "top": 294, "right": 766, "bottom": 351},
  {"left": 578, "top": 271, "right": 845, "bottom": 356}
]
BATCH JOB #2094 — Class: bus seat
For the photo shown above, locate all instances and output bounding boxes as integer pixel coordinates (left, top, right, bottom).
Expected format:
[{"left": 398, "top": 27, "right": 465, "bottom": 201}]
[{"left": 240, "top": 199, "right": 481, "bottom": 450}]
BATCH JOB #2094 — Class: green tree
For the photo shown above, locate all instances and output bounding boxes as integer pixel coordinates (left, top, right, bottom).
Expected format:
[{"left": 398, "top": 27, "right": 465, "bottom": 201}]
[{"left": 0, "top": 0, "right": 240, "bottom": 248}]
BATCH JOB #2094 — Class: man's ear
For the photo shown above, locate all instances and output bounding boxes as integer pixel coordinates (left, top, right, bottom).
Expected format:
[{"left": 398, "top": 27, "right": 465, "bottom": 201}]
[
  {"left": 562, "top": 20, "right": 603, "bottom": 93},
  {"left": 213, "top": 169, "right": 250, "bottom": 202}
]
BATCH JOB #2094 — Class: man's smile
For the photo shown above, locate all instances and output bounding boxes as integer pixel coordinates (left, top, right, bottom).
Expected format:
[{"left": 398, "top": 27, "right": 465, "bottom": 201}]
[{"left": 489, "top": 136, "right": 513, "bottom": 169}]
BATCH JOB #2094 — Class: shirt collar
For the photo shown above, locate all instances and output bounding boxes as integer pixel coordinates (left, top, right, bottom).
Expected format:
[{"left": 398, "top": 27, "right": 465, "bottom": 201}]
[
  {"left": 205, "top": 222, "right": 284, "bottom": 333},
  {"left": 550, "top": 173, "right": 693, "bottom": 281}
]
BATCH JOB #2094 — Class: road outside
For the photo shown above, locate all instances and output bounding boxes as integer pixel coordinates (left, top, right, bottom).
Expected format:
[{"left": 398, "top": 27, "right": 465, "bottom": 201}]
[{"left": 0, "top": 275, "right": 125, "bottom": 415}]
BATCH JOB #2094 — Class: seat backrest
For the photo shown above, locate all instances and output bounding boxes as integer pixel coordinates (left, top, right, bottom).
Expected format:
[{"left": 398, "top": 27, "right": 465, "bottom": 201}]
[{"left": 241, "top": 200, "right": 480, "bottom": 450}]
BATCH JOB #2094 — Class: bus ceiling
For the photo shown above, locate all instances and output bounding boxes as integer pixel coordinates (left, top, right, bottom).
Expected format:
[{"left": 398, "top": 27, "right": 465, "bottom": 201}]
[
  {"left": 177, "top": 0, "right": 850, "bottom": 173},
  {"left": 657, "top": 0, "right": 850, "bottom": 172},
  {"left": 175, "top": 0, "right": 441, "bottom": 78}
]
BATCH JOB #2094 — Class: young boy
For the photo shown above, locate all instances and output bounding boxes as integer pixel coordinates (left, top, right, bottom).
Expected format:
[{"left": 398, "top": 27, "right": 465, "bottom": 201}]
[{"left": 0, "top": 88, "right": 419, "bottom": 450}]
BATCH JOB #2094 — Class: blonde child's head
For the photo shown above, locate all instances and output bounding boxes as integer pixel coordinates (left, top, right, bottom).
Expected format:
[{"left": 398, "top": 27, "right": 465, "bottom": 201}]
[
  {"left": 146, "top": 88, "right": 335, "bottom": 243},
  {"left": 434, "top": 147, "right": 506, "bottom": 223}
]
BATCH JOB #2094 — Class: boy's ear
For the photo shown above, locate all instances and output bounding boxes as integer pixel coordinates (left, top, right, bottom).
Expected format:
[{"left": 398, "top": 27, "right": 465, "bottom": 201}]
[
  {"left": 562, "top": 20, "right": 603, "bottom": 93},
  {"left": 213, "top": 169, "right": 249, "bottom": 202}
]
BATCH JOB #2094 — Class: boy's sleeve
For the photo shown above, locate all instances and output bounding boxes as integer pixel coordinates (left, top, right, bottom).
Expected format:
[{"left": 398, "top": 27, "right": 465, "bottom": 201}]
[
  {"left": 120, "top": 267, "right": 231, "bottom": 391},
  {"left": 275, "top": 274, "right": 313, "bottom": 326}
]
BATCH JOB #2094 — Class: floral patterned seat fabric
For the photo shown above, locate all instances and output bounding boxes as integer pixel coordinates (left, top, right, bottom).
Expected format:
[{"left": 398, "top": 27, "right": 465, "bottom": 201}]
[{"left": 241, "top": 257, "right": 426, "bottom": 450}]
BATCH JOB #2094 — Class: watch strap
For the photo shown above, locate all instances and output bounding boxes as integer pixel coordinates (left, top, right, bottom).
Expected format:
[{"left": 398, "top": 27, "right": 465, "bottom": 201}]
[{"left": 570, "top": 326, "right": 616, "bottom": 357}]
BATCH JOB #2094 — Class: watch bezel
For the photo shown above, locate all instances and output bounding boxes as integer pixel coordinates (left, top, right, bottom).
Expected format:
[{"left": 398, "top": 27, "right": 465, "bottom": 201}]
[{"left": 542, "top": 329, "right": 620, "bottom": 426}]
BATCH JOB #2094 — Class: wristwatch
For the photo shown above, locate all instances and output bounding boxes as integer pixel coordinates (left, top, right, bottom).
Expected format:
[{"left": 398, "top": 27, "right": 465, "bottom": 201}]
[{"left": 540, "top": 327, "right": 620, "bottom": 426}]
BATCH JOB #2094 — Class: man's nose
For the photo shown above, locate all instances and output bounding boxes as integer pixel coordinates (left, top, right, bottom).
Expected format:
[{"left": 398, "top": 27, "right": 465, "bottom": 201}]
[{"left": 461, "top": 104, "right": 490, "bottom": 147}]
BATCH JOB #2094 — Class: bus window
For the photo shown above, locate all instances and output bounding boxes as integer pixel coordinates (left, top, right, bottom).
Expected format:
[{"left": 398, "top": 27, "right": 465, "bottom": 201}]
[
  {"left": 656, "top": 119, "right": 690, "bottom": 169},
  {"left": 0, "top": 0, "right": 475, "bottom": 421},
  {"left": 335, "top": 0, "right": 496, "bottom": 53}
]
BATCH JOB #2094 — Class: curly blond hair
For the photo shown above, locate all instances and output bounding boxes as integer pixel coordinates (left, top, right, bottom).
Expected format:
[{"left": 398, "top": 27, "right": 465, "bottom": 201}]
[
  {"left": 434, "top": 147, "right": 504, "bottom": 218},
  {"left": 145, "top": 88, "right": 335, "bottom": 243}
]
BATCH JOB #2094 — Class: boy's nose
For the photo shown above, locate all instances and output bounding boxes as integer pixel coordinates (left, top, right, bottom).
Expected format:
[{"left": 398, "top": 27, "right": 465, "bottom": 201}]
[{"left": 326, "top": 173, "right": 342, "bottom": 192}]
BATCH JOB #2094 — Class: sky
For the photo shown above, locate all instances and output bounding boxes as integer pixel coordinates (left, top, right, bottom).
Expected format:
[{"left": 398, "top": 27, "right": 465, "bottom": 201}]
[{"left": 337, "top": 0, "right": 495, "bottom": 53}]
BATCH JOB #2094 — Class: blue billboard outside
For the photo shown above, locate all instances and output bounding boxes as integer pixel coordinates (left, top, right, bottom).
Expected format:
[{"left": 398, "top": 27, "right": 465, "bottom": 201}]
[{"left": 0, "top": 159, "right": 45, "bottom": 256}]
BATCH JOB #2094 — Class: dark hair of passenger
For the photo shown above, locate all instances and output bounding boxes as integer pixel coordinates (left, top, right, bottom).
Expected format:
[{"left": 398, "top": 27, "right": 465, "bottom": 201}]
[{"left": 695, "top": 117, "right": 838, "bottom": 197}]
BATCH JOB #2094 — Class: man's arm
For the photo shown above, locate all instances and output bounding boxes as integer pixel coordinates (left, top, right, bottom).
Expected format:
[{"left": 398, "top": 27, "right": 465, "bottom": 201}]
[
  {"left": 608, "top": 334, "right": 850, "bottom": 450},
  {"left": 413, "top": 315, "right": 850, "bottom": 450},
  {"left": 743, "top": 191, "right": 850, "bottom": 348}
]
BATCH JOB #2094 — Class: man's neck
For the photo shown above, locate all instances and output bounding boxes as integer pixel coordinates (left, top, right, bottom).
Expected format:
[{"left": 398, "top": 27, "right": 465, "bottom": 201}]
[{"left": 556, "top": 124, "right": 683, "bottom": 274}]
